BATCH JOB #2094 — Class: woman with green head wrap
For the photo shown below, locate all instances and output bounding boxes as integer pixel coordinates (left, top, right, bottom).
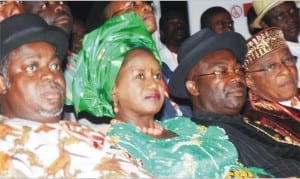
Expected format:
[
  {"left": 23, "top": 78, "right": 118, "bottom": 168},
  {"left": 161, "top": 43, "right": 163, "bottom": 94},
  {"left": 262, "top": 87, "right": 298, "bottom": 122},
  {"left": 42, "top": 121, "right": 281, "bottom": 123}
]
[{"left": 71, "top": 12, "right": 272, "bottom": 178}]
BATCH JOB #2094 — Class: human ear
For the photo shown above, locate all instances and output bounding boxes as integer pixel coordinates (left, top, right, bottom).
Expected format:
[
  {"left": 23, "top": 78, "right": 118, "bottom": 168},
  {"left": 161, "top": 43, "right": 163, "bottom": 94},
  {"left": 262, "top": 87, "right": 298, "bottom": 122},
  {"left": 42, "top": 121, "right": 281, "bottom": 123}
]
[
  {"left": 111, "top": 85, "right": 118, "bottom": 103},
  {"left": 0, "top": 75, "right": 7, "bottom": 95},
  {"left": 111, "top": 85, "right": 119, "bottom": 113},
  {"left": 185, "top": 80, "right": 200, "bottom": 96}
]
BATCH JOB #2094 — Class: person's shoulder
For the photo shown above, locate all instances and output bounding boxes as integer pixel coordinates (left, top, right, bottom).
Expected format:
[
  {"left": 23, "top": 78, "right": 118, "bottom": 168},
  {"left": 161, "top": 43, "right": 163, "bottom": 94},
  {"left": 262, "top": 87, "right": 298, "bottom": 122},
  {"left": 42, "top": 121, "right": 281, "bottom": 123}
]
[
  {"left": 78, "top": 118, "right": 110, "bottom": 134},
  {"left": 0, "top": 114, "right": 9, "bottom": 122}
]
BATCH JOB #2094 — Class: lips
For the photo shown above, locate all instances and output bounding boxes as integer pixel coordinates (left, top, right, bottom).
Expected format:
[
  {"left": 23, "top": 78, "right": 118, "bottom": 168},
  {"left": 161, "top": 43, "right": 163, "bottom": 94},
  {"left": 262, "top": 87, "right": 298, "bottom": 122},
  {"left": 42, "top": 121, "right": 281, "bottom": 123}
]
[
  {"left": 145, "top": 93, "right": 161, "bottom": 100},
  {"left": 44, "top": 92, "right": 61, "bottom": 100},
  {"left": 279, "top": 79, "right": 296, "bottom": 89},
  {"left": 174, "top": 29, "right": 186, "bottom": 37},
  {"left": 54, "top": 14, "right": 71, "bottom": 25},
  {"left": 41, "top": 86, "right": 64, "bottom": 102},
  {"left": 227, "top": 85, "right": 246, "bottom": 97}
]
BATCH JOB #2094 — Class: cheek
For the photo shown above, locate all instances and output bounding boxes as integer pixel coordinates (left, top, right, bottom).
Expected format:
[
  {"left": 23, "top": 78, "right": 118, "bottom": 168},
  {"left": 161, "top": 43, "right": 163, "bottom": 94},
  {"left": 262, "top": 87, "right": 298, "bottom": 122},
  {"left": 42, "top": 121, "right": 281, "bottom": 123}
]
[
  {"left": 39, "top": 12, "right": 54, "bottom": 24},
  {"left": 57, "top": 74, "right": 66, "bottom": 93},
  {"left": 252, "top": 75, "right": 277, "bottom": 96},
  {"left": 9, "top": 77, "right": 38, "bottom": 104},
  {"left": 158, "top": 83, "right": 165, "bottom": 102},
  {"left": 116, "top": 82, "right": 136, "bottom": 100},
  {"left": 135, "top": 9, "right": 144, "bottom": 17}
]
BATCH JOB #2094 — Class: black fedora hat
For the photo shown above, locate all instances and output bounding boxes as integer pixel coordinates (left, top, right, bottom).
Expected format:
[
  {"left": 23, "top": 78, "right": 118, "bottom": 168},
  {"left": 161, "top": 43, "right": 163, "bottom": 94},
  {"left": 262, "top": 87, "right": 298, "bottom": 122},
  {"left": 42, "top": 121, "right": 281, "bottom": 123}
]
[
  {"left": 168, "top": 28, "right": 247, "bottom": 99},
  {"left": 0, "top": 13, "right": 68, "bottom": 60}
]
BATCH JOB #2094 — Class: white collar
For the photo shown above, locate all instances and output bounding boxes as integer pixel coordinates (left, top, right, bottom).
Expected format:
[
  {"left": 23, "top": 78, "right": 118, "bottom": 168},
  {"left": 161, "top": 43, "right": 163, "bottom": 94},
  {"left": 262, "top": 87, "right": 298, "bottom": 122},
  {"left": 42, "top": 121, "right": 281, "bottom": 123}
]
[{"left": 279, "top": 96, "right": 300, "bottom": 110}]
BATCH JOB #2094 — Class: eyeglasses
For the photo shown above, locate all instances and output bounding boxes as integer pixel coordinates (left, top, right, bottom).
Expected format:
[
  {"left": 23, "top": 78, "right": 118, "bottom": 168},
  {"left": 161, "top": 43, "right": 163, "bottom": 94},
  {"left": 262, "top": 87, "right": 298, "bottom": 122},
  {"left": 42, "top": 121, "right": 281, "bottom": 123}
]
[
  {"left": 111, "top": 1, "right": 154, "bottom": 17},
  {"left": 193, "top": 68, "right": 245, "bottom": 79},
  {"left": 245, "top": 56, "right": 297, "bottom": 73}
]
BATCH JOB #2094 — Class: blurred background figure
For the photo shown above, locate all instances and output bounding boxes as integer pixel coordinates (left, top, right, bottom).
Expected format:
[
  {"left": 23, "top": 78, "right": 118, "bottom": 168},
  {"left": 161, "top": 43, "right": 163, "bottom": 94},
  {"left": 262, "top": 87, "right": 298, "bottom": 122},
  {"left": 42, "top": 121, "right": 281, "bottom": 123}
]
[
  {"left": 63, "top": 16, "right": 87, "bottom": 121},
  {"left": 200, "top": 6, "right": 234, "bottom": 34},
  {"left": 246, "top": 6, "right": 262, "bottom": 35},
  {"left": 23, "top": 1, "right": 73, "bottom": 37},
  {"left": 158, "top": 9, "right": 192, "bottom": 120},
  {"left": 159, "top": 10, "right": 189, "bottom": 73},
  {"left": 252, "top": 0, "right": 300, "bottom": 87},
  {"left": 86, "top": 1, "right": 156, "bottom": 33},
  {"left": 104, "top": 1, "right": 156, "bottom": 34},
  {"left": 0, "top": 0, "right": 25, "bottom": 22},
  {"left": 70, "top": 17, "right": 86, "bottom": 54}
]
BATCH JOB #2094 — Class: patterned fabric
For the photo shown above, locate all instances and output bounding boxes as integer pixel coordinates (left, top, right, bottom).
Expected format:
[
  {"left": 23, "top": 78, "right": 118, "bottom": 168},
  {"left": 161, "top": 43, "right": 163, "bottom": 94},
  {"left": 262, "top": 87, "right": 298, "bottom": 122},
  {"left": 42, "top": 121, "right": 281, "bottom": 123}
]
[
  {"left": 243, "top": 91, "right": 300, "bottom": 146},
  {"left": 106, "top": 117, "right": 270, "bottom": 178},
  {"left": 0, "top": 116, "right": 152, "bottom": 178}
]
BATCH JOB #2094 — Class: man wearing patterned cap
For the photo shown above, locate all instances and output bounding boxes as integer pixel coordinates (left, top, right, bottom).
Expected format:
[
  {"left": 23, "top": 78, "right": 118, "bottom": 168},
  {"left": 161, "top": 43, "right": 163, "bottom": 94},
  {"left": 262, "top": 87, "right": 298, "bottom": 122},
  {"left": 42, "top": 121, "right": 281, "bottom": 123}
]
[
  {"left": 242, "top": 27, "right": 299, "bottom": 163},
  {"left": 252, "top": 0, "right": 300, "bottom": 87}
]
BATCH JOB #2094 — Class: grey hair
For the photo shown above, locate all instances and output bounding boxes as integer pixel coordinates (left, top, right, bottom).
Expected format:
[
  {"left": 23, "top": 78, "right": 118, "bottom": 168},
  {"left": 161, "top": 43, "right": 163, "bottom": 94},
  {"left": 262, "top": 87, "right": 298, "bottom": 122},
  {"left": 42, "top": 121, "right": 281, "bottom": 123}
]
[{"left": 0, "top": 55, "right": 11, "bottom": 88}]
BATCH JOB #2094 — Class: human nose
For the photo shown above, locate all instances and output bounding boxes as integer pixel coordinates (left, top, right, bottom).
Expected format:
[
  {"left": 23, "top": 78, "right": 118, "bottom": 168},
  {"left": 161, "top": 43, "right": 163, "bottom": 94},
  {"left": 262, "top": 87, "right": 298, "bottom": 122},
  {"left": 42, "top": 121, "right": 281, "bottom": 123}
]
[
  {"left": 54, "top": 2, "right": 67, "bottom": 13},
  {"left": 224, "top": 23, "right": 234, "bottom": 32},
  {"left": 41, "top": 67, "right": 55, "bottom": 81},
  {"left": 230, "top": 71, "right": 245, "bottom": 84},
  {"left": 177, "top": 20, "right": 184, "bottom": 28},
  {"left": 288, "top": 15, "right": 298, "bottom": 25},
  {"left": 278, "top": 62, "right": 295, "bottom": 75},
  {"left": 54, "top": 4, "right": 62, "bottom": 13},
  {"left": 147, "top": 77, "right": 159, "bottom": 89}
]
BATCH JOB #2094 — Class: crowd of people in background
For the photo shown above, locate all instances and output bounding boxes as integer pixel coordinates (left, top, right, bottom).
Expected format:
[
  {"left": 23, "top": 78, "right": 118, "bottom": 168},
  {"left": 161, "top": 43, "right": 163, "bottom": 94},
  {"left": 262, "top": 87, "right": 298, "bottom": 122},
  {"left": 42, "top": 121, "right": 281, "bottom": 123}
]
[{"left": 0, "top": 0, "right": 299, "bottom": 178}]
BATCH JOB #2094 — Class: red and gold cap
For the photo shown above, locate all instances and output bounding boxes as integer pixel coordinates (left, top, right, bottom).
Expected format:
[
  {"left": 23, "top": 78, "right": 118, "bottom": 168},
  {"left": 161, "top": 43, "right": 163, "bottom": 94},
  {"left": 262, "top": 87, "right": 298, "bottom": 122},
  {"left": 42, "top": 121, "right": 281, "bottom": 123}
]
[{"left": 244, "top": 27, "right": 288, "bottom": 68}]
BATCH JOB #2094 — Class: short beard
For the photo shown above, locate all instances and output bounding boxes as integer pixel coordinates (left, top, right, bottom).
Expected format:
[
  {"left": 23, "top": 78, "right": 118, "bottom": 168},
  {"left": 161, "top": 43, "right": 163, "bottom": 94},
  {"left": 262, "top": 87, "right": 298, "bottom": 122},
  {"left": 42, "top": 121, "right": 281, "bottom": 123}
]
[{"left": 39, "top": 107, "right": 63, "bottom": 118}]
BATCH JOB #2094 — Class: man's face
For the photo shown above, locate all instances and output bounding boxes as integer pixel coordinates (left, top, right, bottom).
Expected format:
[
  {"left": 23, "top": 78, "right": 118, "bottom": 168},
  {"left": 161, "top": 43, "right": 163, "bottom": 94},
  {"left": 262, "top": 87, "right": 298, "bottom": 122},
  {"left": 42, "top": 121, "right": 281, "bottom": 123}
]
[
  {"left": 209, "top": 12, "right": 234, "bottom": 34},
  {"left": 0, "top": 1, "right": 25, "bottom": 22},
  {"left": 0, "top": 42, "right": 66, "bottom": 123},
  {"left": 245, "top": 48, "right": 298, "bottom": 102},
  {"left": 70, "top": 19, "right": 86, "bottom": 54},
  {"left": 161, "top": 12, "right": 189, "bottom": 44},
  {"left": 186, "top": 49, "right": 246, "bottom": 116},
  {"left": 23, "top": 1, "right": 73, "bottom": 35},
  {"left": 265, "top": 2, "right": 299, "bottom": 42},
  {"left": 105, "top": 1, "right": 157, "bottom": 34}
]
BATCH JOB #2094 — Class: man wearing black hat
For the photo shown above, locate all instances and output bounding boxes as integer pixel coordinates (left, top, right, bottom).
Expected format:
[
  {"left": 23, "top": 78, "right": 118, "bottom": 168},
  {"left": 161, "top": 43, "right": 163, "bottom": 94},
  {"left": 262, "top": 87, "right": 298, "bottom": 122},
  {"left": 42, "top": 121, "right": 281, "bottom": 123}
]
[
  {"left": 168, "top": 28, "right": 300, "bottom": 177},
  {"left": 0, "top": 14, "right": 152, "bottom": 178},
  {"left": 0, "top": 13, "right": 68, "bottom": 123}
]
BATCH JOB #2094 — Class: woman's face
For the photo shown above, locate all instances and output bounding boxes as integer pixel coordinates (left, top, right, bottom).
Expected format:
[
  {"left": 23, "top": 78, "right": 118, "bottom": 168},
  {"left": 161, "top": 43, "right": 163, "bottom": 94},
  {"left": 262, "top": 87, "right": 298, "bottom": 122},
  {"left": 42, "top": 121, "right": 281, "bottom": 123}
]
[
  {"left": 113, "top": 48, "right": 164, "bottom": 117},
  {"left": 105, "top": 1, "right": 157, "bottom": 34}
]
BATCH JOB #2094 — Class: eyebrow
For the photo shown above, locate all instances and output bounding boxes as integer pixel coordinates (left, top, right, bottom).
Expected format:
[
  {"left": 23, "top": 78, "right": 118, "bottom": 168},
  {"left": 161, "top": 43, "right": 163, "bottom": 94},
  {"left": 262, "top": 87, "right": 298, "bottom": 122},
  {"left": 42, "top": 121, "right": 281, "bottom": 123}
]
[{"left": 207, "top": 61, "right": 228, "bottom": 67}]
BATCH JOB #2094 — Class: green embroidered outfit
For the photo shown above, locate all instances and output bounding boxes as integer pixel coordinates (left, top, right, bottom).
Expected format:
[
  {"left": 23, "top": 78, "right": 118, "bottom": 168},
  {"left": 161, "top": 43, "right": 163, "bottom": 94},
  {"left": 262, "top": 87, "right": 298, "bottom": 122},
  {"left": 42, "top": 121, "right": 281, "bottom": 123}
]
[{"left": 106, "top": 117, "right": 270, "bottom": 178}]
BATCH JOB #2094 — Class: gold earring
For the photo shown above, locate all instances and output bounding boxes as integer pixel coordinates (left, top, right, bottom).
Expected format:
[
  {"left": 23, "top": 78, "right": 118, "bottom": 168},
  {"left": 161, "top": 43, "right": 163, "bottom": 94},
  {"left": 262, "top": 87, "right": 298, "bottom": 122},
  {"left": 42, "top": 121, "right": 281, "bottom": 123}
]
[{"left": 113, "top": 101, "right": 119, "bottom": 113}]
